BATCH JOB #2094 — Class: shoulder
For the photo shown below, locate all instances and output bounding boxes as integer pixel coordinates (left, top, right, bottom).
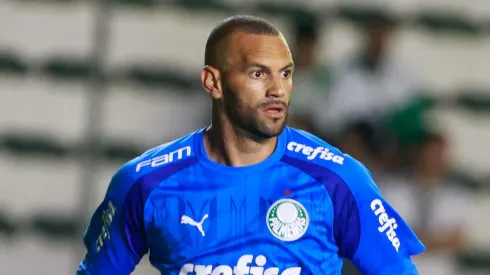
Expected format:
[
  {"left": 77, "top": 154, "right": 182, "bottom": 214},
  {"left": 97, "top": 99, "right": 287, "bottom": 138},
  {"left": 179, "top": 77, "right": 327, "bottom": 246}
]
[
  {"left": 106, "top": 130, "right": 199, "bottom": 195},
  {"left": 283, "top": 127, "right": 377, "bottom": 197},
  {"left": 284, "top": 128, "right": 389, "bottom": 259}
]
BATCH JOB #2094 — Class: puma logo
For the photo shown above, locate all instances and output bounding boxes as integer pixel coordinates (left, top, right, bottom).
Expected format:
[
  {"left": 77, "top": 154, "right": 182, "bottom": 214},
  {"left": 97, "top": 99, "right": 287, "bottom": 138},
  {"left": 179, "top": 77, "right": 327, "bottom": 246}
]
[{"left": 181, "top": 214, "right": 209, "bottom": 237}]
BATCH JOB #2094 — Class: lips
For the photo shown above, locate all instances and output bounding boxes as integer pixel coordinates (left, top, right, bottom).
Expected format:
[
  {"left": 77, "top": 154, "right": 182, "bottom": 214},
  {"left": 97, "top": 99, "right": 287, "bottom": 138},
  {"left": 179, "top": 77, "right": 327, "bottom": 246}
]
[
  {"left": 263, "top": 104, "right": 286, "bottom": 118},
  {"left": 264, "top": 104, "right": 285, "bottom": 112}
]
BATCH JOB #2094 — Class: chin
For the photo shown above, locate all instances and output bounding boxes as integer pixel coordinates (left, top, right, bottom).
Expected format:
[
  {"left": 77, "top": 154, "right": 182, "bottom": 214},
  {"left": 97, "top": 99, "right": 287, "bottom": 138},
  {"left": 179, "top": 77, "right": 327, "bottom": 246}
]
[{"left": 255, "top": 122, "right": 287, "bottom": 139}]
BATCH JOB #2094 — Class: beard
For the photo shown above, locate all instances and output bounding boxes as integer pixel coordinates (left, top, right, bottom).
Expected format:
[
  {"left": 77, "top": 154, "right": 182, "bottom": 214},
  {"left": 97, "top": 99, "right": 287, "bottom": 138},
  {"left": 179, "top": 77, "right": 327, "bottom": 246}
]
[{"left": 221, "top": 81, "right": 288, "bottom": 140}]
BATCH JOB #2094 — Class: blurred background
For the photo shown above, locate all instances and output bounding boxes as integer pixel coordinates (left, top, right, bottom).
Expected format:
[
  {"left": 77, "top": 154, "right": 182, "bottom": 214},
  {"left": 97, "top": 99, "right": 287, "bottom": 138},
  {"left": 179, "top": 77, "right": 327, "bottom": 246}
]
[{"left": 0, "top": 0, "right": 489, "bottom": 274}]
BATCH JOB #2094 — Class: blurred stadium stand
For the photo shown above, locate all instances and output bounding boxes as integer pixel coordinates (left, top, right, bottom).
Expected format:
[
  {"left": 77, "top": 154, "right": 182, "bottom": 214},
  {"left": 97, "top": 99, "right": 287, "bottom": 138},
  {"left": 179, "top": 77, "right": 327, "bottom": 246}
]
[{"left": 0, "top": 0, "right": 490, "bottom": 274}]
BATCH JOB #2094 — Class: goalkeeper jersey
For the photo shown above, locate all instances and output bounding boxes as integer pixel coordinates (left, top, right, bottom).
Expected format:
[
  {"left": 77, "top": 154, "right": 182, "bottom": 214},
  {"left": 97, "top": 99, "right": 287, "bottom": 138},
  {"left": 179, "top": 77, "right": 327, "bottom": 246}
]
[{"left": 77, "top": 126, "right": 424, "bottom": 275}]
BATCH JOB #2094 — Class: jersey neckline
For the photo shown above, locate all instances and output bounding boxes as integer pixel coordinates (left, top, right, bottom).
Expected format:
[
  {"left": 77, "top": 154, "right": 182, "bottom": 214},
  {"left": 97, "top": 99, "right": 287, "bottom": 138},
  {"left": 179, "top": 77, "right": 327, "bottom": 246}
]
[{"left": 193, "top": 127, "right": 288, "bottom": 175}]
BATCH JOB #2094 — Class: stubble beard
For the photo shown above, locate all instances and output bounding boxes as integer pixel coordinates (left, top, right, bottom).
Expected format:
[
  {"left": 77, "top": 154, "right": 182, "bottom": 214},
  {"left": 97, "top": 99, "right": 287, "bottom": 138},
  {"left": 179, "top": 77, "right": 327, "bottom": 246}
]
[{"left": 221, "top": 82, "right": 288, "bottom": 140}]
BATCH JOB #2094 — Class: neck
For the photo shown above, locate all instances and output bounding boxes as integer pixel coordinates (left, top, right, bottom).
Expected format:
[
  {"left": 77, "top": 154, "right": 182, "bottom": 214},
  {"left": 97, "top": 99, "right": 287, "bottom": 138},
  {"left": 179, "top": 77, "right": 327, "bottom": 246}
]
[{"left": 203, "top": 114, "right": 278, "bottom": 167}]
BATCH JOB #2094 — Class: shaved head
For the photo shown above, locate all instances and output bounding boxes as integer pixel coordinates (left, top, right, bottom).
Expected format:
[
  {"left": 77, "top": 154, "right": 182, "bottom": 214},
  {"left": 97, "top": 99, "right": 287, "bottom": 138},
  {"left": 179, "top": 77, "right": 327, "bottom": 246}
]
[{"left": 204, "top": 15, "right": 281, "bottom": 70}]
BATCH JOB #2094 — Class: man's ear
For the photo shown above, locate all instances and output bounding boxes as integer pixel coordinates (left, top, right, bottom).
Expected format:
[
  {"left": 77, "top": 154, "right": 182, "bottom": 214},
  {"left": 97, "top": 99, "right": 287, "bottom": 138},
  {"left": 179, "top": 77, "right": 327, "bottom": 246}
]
[{"left": 201, "top": 65, "right": 222, "bottom": 100}]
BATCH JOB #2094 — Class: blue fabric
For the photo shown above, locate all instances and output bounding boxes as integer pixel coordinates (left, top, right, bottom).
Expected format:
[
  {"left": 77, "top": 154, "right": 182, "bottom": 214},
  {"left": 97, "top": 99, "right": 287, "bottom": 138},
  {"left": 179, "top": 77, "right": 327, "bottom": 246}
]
[{"left": 77, "top": 127, "right": 424, "bottom": 275}]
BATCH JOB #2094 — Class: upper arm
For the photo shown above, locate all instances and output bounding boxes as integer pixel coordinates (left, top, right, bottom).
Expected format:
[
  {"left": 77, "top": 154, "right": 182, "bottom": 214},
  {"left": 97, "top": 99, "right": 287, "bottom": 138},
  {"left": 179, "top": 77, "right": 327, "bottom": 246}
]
[
  {"left": 335, "top": 166, "right": 425, "bottom": 275},
  {"left": 77, "top": 168, "right": 150, "bottom": 275}
]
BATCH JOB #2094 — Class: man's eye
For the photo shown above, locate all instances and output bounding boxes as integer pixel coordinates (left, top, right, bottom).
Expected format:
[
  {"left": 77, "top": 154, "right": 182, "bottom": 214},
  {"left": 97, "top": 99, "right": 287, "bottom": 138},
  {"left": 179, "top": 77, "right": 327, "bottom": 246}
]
[
  {"left": 281, "top": 71, "right": 291, "bottom": 78},
  {"left": 251, "top": 71, "right": 263, "bottom": 78}
]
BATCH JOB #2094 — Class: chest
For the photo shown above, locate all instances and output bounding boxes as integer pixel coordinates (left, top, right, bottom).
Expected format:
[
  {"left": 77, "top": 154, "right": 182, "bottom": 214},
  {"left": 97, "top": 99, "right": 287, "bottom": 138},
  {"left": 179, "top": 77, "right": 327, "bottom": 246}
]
[{"left": 144, "top": 170, "right": 338, "bottom": 270}]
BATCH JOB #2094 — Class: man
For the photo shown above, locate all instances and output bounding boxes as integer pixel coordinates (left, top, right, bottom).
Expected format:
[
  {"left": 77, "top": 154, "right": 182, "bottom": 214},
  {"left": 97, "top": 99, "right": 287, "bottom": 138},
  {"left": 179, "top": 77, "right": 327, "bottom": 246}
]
[{"left": 77, "top": 15, "right": 424, "bottom": 275}]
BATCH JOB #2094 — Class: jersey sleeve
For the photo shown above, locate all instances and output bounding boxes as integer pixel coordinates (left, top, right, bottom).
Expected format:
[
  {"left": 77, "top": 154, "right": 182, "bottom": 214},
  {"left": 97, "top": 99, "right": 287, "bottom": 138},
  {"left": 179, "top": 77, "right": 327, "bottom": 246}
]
[
  {"left": 336, "top": 165, "right": 425, "bottom": 275},
  {"left": 77, "top": 166, "right": 149, "bottom": 275}
]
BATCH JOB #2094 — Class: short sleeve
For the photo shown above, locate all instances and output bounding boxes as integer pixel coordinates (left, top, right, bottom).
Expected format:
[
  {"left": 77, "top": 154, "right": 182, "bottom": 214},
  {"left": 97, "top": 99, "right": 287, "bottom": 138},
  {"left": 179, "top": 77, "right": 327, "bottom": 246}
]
[
  {"left": 337, "top": 166, "right": 425, "bottom": 275},
  {"left": 77, "top": 168, "right": 150, "bottom": 275}
]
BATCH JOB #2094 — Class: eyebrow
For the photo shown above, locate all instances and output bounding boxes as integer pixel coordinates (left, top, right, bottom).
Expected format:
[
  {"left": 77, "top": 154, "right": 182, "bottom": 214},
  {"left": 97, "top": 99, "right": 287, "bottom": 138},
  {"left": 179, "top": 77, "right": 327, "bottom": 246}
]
[
  {"left": 281, "top": 62, "right": 295, "bottom": 71},
  {"left": 248, "top": 62, "right": 294, "bottom": 71}
]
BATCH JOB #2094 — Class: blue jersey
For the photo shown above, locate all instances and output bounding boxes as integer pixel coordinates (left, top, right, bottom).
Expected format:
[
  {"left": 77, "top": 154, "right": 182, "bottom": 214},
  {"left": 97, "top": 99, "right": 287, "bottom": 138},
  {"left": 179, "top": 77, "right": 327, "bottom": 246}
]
[{"left": 77, "top": 127, "right": 424, "bottom": 275}]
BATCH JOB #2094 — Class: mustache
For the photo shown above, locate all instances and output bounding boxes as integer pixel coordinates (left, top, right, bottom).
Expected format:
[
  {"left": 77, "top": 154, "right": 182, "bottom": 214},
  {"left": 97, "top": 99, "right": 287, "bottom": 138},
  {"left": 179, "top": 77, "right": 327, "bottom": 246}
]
[{"left": 258, "top": 100, "right": 289, "bottom": 108}]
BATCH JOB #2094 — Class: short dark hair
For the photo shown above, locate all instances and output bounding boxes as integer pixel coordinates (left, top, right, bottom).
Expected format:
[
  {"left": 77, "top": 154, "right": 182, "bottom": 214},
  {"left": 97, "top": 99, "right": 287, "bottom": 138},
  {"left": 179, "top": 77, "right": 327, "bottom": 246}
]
[{"left": 204, "top": 15, "right": 281, "bottom": 69}]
